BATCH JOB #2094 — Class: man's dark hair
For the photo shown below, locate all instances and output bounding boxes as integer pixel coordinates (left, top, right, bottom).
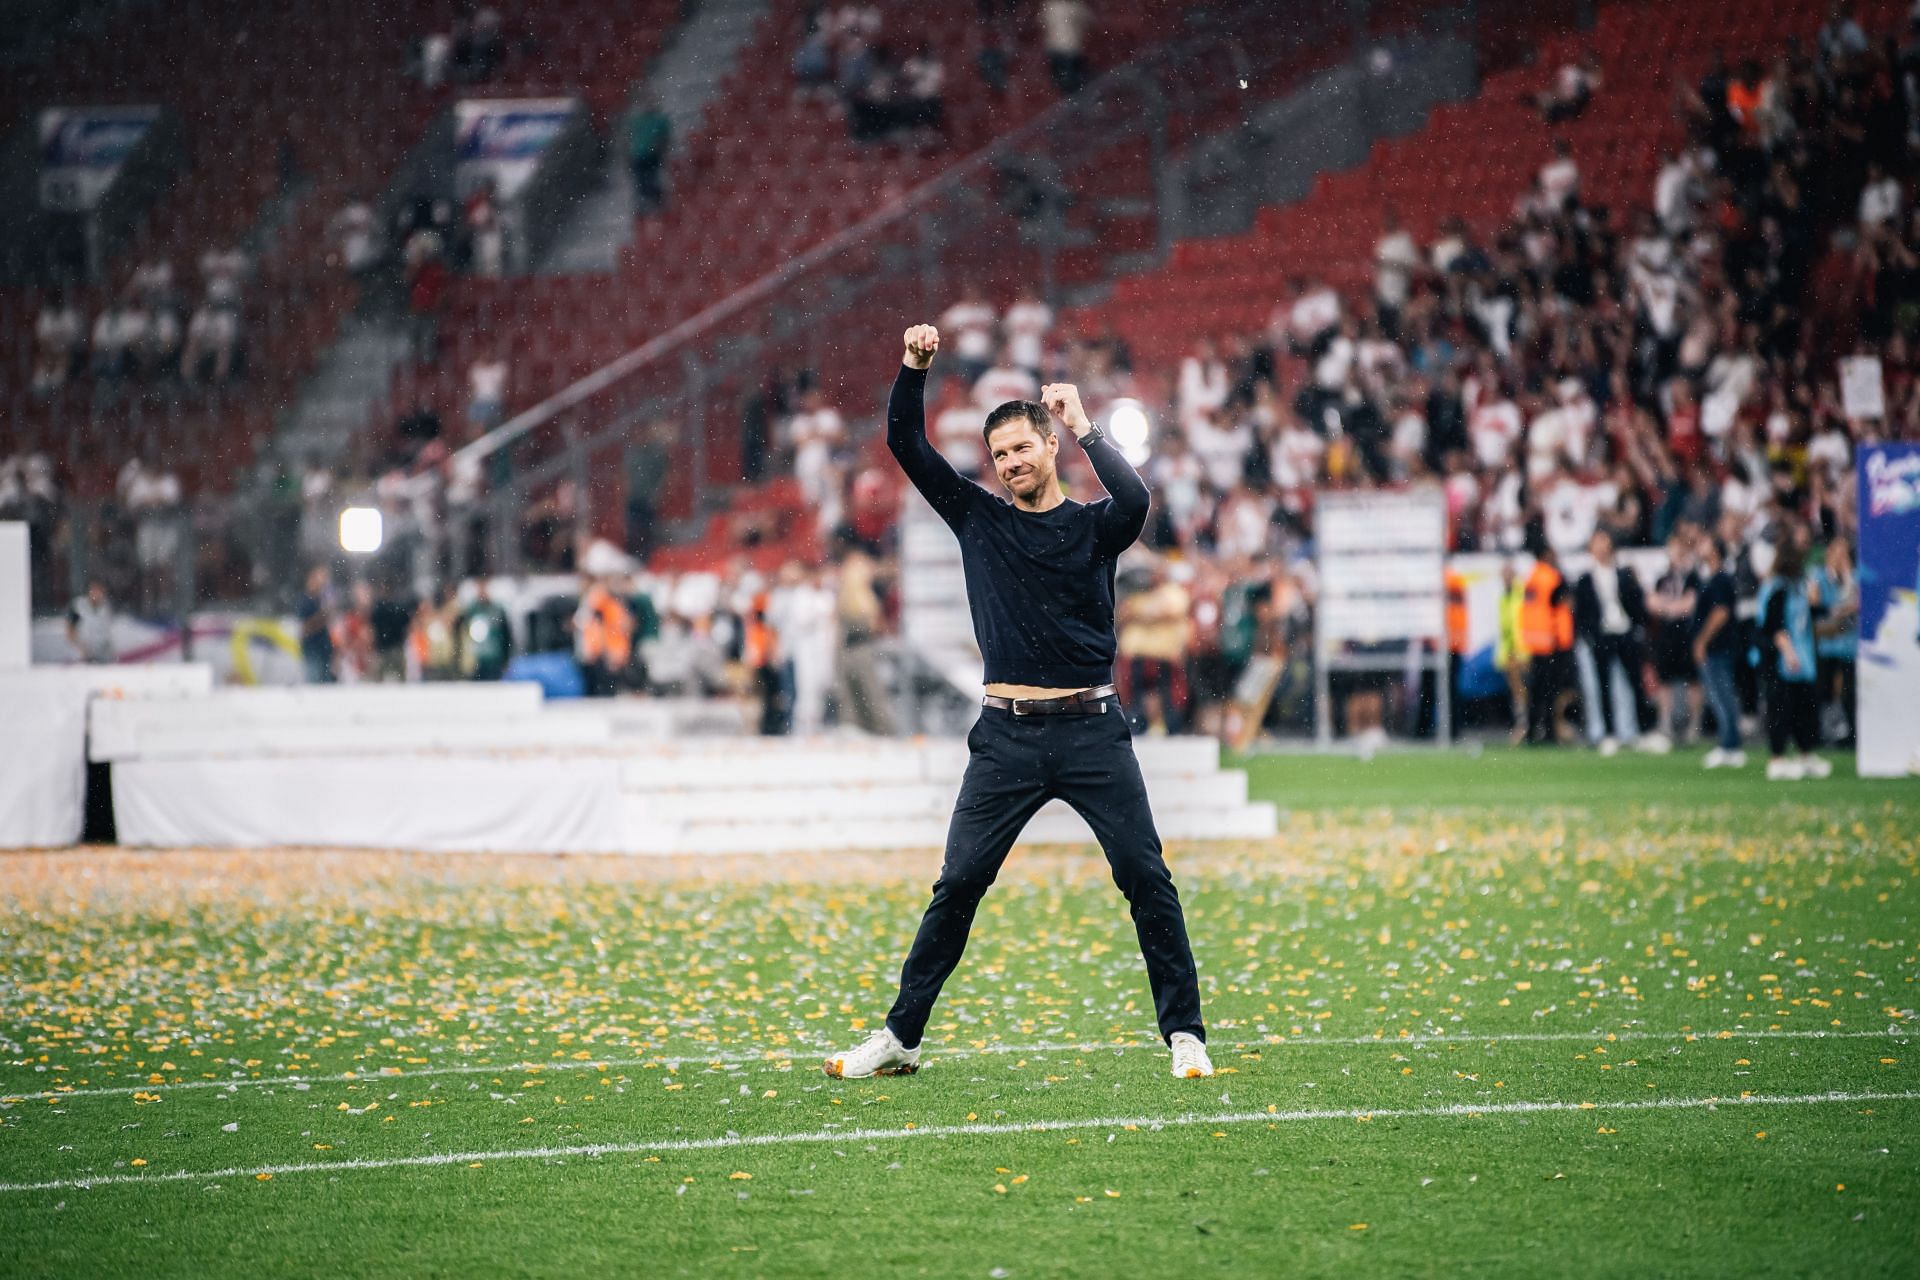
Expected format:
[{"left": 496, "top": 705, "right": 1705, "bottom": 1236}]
[{"left": 982, "top": 400, "right": 1053, "bottom": 449}]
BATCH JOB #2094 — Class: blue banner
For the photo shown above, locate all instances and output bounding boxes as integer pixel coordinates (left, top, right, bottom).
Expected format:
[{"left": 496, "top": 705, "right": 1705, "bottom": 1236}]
[
  {"left": 1857, "top": 443, "right": 1920, "bottom": 776},
  {"left": 453, "top": 98, "right": 579, "bottom": 198},
  {"left": 38, "top": 106, "right": 159, "bottom": 211}
]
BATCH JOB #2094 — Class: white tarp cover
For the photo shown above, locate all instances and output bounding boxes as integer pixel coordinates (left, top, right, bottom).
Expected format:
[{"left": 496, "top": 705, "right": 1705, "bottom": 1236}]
[
  {"left": 112, "top": 755, "right": 626, "bottom": 854},
  {"left": 0, "top": 665, "right": 211, "bottom": 847}
]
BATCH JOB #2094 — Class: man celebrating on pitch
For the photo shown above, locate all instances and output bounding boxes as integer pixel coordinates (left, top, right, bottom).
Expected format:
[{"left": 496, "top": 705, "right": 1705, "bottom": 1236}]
[{"left": 825, "top": 323, "right": 1212, "bottom": 1081}]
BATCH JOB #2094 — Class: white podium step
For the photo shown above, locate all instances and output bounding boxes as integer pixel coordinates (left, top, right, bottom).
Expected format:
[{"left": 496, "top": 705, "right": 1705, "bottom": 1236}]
[{"left": 622, "top": 800, "right": 1281, "bottom": 855}]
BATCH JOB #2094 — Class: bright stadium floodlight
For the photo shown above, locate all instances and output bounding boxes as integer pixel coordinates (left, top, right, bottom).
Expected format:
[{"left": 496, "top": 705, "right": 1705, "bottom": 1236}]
[
  {"left": 338, "top": 506, "right": 384, "bottom": 555},
  {"left": 1107, "top": 399, "right": 1152, "bottom": 466}
]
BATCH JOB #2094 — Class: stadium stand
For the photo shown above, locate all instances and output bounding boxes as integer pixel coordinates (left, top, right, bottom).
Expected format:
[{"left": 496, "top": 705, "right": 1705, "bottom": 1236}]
[{"left": 0, "top": 0, "right": 689, "bottom": 501}]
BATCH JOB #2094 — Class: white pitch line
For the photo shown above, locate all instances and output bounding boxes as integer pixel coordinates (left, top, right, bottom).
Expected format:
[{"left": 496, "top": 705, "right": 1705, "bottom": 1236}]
[
  {"left": 2, "top": 1088, "right": 1915, "bottom": 1196},
  {"left": 2, "top": 1027, "right": 1907, "bottom": 1104}
]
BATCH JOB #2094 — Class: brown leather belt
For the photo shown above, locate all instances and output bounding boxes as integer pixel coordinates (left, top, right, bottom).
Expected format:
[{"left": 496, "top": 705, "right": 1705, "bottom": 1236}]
[{"left": 981, "top": 683, "right": 1119, "bottom": 716}]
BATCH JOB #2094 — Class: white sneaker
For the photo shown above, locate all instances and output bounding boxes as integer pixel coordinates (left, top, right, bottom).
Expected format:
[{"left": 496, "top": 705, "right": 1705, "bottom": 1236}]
[
  {"left": 1169, "top": 1032, "right": 1214, "bottom": 1079},
  {"left": 1724, "top": 750, "right": 1747, "bottom": 769},
  {"left": 1703, "top": 748, "right": 1728, "bottom": 769},
  {"left": 1799, "top": 753, "right": 1832, "bottom": 779},
  {"left": 823, "top": 1027, "right": 920, "bottom": 1079},
  {"left": 1637, "top": 732, "right": 1673, "bottom": 754},
  {"left": 1766, "top": 758, "right": 1805, "bottom": 782},
  {"left": 1599, "top": 737, "right": 1620, "bottom": 757}
]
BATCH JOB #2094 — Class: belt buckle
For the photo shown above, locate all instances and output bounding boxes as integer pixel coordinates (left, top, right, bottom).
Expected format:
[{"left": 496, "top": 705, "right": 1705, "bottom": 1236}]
[{"left": 1010, "top": 696, "right": 1036, "bottom": 716}]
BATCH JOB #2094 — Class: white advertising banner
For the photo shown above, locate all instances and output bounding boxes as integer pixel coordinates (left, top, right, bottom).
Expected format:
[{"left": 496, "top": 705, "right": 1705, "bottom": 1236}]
[{"left": 453, "top": 98, "right": 580, "bottom": 198}]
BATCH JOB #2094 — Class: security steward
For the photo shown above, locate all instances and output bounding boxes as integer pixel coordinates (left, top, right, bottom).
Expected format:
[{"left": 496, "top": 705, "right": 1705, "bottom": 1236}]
[{"left": 1520, "top": 539, "right": 1576, "bottom": 744}]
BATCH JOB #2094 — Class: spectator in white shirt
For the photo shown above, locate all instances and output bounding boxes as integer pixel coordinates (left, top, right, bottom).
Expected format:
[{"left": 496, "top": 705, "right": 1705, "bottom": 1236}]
[
  {"left": 900, "top": 41, "right": 947, "bottom": 140},
  {"left": 1148, "top": 432, "right": 1208, "bottom": 544},
  {"left": 1806, "top": 421, "right": 1852, "bottom": 481},
  {"left": 933, "top": 390, "right": 986, "bottom": 474},
  {"left": 1040, "top": 0, "right": 1093, "bottom": 94},
  {"left": 1212, "top": 483, "right": 1274, "bottom": 562},
  {"left": 1314, "top": 316, "right": 1358, "bottom": 392},
  {"left": 1277, "top": 277, "right": 1340, "bottom": 355},
  {"left": 1176, "top": 338, "right": 1229, "bottom": 433},
  {"left": 1539, "top": 138, "right": 1580, "bottom": 211},
  {"left": 91, "top": 301, "right": 147, "bottom": 380},
  {"left": 786, "top": 387, "right": 846, "bottom": 511},
  {"left": 1002, "top": 289, "right": 1053, "bottom": 375},
  {"left": 128, "top": 259, "right": 174, "bottom": 306},
  {"left": 1429, "top": 216, "right": 1471, "bottom": 274},
  {"left": 1187, "top": 405, "right": 1251, "bottom": 494},
  {"left": 32, "top": 295, "right": 84, "bottom": 394},
  {"left": 971, "top": 351, "right": 1039, "bottom": 408},
  {"left": 1373, "top": 210, "right": 1420, "bottom": 335},
  {"left": 331, "top": 199, "right": 381, "bottom": 275},
  {"left": 1537, "top": 53, "right": 1602, "bottom": 122},
  {"left": 182, "top": 303, "right": 241, "bottom": 386},
  {"left": 1272, "top": 416, "right": 1326, "bottom": 492},
  {"left": 200, "top": 247, "right": 249, "bottom": 306},
  {"left": 939, "top": 288, "right": 998, "bottom": 384},
  {"left": 134, "top": 304, "right": 182, "bottom": 379},
  {"left": 1859, "top": 162, "right": 1902, "bottom": 227},
  {"left": 1654, "top": 150, "right": 1705, "bottom": 235},
  {"left": 468, "top": 349, "right": 510, "bottom": 431},
  {"left": 1469, "top": 387, "right": 1524, "bottom": 471}
]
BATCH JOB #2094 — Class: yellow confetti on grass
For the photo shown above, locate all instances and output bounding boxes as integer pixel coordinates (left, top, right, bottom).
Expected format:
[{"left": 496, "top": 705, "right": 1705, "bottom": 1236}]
[
  {"left": 729, "top": 1172, "right": 752, "bottom": 1181},
  {"left": 1349, "top": 1223, "right": 1368, "bottom": 1231}
]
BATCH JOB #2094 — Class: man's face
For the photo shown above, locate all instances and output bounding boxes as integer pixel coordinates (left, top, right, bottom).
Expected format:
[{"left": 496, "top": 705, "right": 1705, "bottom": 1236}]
[{"left": 987, "top": 419, "right": 1057, "bottom": 501}]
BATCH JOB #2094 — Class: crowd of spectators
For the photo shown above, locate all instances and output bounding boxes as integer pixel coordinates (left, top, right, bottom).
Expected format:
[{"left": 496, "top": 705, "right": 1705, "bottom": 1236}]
[
  {"left": 709, "top": 8, "right": 1908, "bottom": 750},
  {"left": 794, "top": 0, "right": 1101, "bottom": 145},
  {"left": 29, "top": 5, "right": 1903, "bottom": 762},
  {"left": 795, "top": 4, "right": 949, "bottom": 146},
  {"left": 30, "top": 249, "right": 250, "bottom": 401}
]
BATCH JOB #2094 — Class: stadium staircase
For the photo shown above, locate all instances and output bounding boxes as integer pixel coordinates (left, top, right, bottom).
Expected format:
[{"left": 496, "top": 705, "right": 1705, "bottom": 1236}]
[
  {"left": 91, "top": 683, "right": 1281, "bottom": 853},
  {"left": 538, "top": 0, "right": 772, "bottom": 275}
]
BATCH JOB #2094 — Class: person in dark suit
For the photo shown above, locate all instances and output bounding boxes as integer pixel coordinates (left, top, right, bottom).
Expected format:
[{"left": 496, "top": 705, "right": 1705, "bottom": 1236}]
[{"left": 1573, "top": 527, "right": 1651, "bottom": 753}]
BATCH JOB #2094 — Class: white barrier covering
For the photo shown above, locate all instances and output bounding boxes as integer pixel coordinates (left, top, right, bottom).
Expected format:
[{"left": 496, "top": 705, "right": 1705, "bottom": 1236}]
[
  {"left": 0, "top": 664, "right": 211, "bottom": 847},
  {"left": 113, "top": 755, "right": 626, "bottom": 854},
  {"left": 86, "top": 683, "right": 608, "bottom": 761}
]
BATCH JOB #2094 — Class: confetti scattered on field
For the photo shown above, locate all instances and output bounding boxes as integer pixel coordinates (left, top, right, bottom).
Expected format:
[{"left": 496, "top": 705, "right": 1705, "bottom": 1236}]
[{"left": 1, "top": 756, "right": 1915, "bottom": 1278}]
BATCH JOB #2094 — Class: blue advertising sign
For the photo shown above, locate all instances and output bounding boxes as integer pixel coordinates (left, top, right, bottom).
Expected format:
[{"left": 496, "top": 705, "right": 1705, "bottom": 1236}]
[
  {"left": 1856, "top": 443, "right": 1920, "bottom": 776},
  {"left": 38, "top": 106, "right": 160, "bottom": 210}
]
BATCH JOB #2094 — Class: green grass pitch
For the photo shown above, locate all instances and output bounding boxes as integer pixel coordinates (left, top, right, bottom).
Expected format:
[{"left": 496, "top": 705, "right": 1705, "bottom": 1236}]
[{"left": 2, "top": 747, "right": 1915, "bottom": 1277}]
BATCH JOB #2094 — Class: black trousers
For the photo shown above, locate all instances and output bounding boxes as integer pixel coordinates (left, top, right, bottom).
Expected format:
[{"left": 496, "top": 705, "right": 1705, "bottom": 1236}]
[
  {"left": 1588, "top": 632, "right": 1646, "bottom": 739},
  {"left": 1764, "top": 674, "right": 1819, "bottom": 755},
  {"left": 885, "top": 699, "right": 1206, "bottom": 1047},
  {"left": 1526, "top": 651, "right": 1574, "bottom": 743}
]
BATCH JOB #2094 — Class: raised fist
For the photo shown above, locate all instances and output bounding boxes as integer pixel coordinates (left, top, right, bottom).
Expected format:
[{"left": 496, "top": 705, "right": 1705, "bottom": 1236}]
[
  {"left": 903, "top": 324, "right": 940, "bottom": 370},
  {"left": 1040, "top": 383, "right": 1090, "bottom": 434}
]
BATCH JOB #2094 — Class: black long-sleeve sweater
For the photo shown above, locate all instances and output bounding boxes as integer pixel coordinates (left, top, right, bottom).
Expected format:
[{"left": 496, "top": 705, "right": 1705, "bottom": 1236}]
[{"left": 886, "top": 363, "right": 1150, "bottom": 688}]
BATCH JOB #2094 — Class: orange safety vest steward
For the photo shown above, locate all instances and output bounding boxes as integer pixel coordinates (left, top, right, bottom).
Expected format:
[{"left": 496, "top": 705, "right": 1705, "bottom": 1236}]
[{"left": 1518, "top": 560, "right": 1573, "bottom": 654}]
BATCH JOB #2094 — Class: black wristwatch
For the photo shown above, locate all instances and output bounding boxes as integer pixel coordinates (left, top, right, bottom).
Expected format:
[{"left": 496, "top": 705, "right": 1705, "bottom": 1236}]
[{"left": 1076, "top": 423, "right": 1106, "bottom": 447}]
